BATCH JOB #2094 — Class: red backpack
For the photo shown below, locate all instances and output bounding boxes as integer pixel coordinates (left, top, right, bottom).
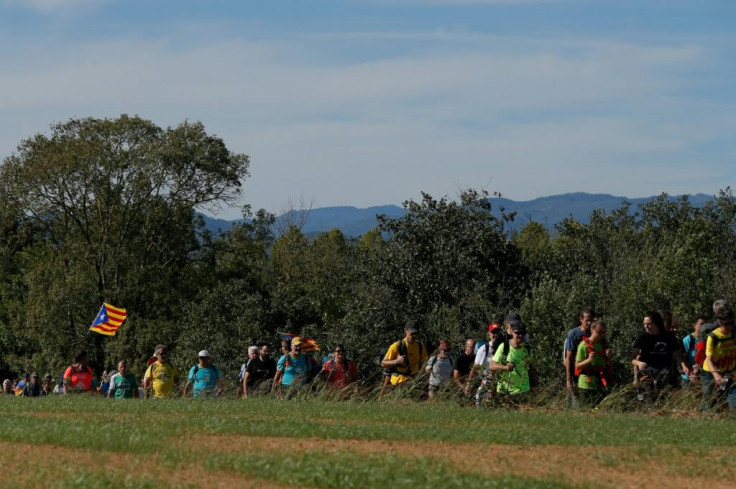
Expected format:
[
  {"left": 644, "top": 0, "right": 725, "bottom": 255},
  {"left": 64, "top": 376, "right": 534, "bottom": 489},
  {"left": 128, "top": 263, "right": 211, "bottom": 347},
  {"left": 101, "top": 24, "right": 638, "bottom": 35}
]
[{"left": 574, "top": 337, "right": 611, "bottom": 387}]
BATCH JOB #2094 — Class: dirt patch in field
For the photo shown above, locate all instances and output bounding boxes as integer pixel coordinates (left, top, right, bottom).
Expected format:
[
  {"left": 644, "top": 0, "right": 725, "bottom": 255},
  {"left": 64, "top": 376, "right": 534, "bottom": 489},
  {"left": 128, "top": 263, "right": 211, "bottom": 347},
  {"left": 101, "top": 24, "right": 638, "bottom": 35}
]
[
  {"left": 0, "top": 441, "right": 289, "bottom": 489},
  {"left": 188, "top": 434, "right": 736, "bottom": 489}
]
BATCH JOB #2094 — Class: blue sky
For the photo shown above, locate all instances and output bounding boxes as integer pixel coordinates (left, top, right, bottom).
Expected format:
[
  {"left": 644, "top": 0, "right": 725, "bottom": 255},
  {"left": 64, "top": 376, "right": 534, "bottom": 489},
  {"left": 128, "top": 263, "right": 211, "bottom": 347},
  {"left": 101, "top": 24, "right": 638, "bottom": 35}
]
[{"left": 1, "top": 0, "right": 734, "bottom": 218}]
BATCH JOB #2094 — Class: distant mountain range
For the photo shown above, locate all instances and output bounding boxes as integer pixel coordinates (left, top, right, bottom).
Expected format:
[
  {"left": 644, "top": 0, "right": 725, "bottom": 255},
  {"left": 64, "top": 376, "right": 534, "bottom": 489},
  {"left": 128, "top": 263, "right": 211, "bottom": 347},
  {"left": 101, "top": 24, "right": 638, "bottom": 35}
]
[{"left": 200, "top": 192, "right": 714, "bottom": 238}]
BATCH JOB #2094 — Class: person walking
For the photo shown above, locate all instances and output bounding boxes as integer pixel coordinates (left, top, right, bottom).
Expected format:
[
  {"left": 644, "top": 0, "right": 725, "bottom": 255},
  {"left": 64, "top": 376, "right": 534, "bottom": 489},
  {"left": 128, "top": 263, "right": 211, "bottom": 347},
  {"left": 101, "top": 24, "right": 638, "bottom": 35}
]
[
  {"left": 426, "top": 340, "right": 454, "bottom": 399},
  {"left": 144, "top": 345, "right": 180, "bottom": 399},
  {"left": 381, "top": 321, "right": 428, "bottom": 387},
  {"left": 63, "top": 351, "right": 94, "bottom": 394},
  {"left": 701, "top": 307, "right": 736, "bottom": 413},
  {"left": 273, "top": 337, "right": 312, "bottom": 398},
  {"left": 183, "top": 350, "right": 223, "bottom": 399},
  {"left": 243, "top": 343, "right": 277, "bottom": 398},
  {"left": 108, "top": 360, "right": 139, "bottom": 399}
]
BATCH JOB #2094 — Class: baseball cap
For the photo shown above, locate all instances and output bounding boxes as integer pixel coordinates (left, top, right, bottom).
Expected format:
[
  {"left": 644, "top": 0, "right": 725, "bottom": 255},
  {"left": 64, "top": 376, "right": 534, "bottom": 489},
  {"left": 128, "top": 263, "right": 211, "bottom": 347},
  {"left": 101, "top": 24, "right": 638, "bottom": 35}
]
[
  {"left": 291, "top": 336, "right": 303, "bottom": 346},
  {"left": 438, "top": 340, "right": 450, "bottom": 351},
  {"left": 31, "top": 372, "right": 38, "bottom": 378},
  {"left": 505, "top": 312, "right": 522, "bottom": 328},
  {"left": 198, "top": 350, "right": 211, "bottom": 358},
  {"left": 511, "top": 323, "right": 527, "bottom": 336},
  {"left": 488, "top": 323, "right": 502, "bottom": 333},
  {"left": 405, "top": 320, "right": 419, "bottom": 333}
]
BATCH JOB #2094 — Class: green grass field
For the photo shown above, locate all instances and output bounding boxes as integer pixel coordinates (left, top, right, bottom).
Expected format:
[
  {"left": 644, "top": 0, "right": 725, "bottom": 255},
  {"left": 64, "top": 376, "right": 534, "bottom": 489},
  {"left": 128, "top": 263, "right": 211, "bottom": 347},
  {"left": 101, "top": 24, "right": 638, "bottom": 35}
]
[{"left": 1, "top": 395, "right": 735, "bottom": 489}]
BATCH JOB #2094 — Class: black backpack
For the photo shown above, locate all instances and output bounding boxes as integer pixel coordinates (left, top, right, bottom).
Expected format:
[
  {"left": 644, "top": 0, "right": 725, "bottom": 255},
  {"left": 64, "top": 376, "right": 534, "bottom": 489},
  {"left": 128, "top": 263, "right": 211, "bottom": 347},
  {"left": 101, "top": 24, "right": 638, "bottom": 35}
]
[{"left": 386, "top": 339, "right": 427, "bottom": 376}]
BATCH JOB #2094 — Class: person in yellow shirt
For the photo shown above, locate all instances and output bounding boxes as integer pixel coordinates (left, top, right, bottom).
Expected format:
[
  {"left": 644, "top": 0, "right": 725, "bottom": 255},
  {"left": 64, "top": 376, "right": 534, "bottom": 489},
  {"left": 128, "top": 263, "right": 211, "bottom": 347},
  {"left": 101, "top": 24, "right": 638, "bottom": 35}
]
[
  {"left": 702, "top": 307, "right": 736, "bottom": 413},
  {"left": 143, "top": 345, "right": 180, "bottom": 399},
  {"left": 381, "top": 321, "right": 428, "bottom": 386}
]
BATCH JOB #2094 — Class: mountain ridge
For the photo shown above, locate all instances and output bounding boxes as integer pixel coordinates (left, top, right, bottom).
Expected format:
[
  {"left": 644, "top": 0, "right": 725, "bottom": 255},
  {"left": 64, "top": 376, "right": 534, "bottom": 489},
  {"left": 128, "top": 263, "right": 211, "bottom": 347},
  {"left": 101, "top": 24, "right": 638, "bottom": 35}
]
[{"left": 200, "top": 192, "right": 715, "bottom": 237}]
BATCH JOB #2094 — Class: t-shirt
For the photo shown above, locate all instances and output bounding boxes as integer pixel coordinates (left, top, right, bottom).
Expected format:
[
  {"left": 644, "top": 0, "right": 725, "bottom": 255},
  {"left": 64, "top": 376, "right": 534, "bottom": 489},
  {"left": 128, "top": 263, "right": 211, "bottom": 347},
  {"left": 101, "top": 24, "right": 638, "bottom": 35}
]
[
  {"left": 187, "top": 364, "right": 221, "bottom": 398},
  {"left": 244, "top": 357, "right": 277, "bottom": 387},
  {"left": 682, "top": 334, "right": 699, "bottom": 367},
  {"left": 144, "top": 362, "right": 180, "bottom": 399},
  {"left": 110, "top": 373, "right": 138, "bottom": 399},
  {"left": 63, "top": 365, "right": 93, "bottom": 392},
  {"left": 564, "top": 327, "right": 588, "bottom": 354},
  {"left": 383, "top": 339, "right": 428, "bottom": 385},
  {"left": 454, "top": 352, "right": 474, "bottom": 378},
  {"left": 322, "top": 359, "right": 358, "bottom": 389},
  {"left": 492, "top": 343, "right": 531, "bottom": 395},
  {"left": 633, "top": 332, "right": 680, "bottom": 371},
  {"left": 427, "top": 355, "right": 454, "bottom": 388},
  {"left": 276, "top": 354, "right": 310, "bottom": 386},
  {"left": 474, "top": 343, "right": 496, "bottom": 374},
  {"left": 703, "top": 329, "right": 736, "bottom": 375},
  {"left": 575, "top": 340, "right": 606, "bottom": 390}
]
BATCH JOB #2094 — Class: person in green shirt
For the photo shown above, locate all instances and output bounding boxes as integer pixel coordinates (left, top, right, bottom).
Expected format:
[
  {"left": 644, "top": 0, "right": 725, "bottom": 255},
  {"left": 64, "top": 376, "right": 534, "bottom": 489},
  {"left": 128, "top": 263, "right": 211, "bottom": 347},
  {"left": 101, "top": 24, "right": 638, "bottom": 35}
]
[
  {"left": 490, "top": 323, "right": 531, "bottom": 396},
  {"left": 108, "top": 360, "right": 138, "bottom": 399},
  {"left": 574, "top": 320, "right": 609, "bottom": 406}
]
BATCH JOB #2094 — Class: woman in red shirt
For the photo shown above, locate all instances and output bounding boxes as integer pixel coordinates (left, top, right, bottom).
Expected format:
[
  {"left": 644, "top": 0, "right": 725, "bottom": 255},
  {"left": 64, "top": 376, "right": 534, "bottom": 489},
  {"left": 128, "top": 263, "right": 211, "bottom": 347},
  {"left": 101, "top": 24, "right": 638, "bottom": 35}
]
[
  {"left": 321, "top": 345, "right": 358, "bottom": 390},
  {"left": 63, "top": 350, "right": 94, "bottom": 393}
]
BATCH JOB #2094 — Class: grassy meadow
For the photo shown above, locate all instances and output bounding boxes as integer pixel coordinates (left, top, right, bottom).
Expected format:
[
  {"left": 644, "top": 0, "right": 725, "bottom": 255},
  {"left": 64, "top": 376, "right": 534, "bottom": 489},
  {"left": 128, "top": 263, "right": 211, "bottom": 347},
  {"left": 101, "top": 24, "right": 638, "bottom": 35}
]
[{"left": 0, "top": 395, "right": 735, "bottom": 489}]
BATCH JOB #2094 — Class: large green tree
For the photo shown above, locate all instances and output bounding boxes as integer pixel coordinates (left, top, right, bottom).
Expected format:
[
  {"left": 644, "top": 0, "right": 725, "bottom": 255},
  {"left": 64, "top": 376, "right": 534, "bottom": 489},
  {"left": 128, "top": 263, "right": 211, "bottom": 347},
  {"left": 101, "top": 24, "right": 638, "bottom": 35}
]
[{"left": 0, "top": 115, "right": 249, "bottom": 375}]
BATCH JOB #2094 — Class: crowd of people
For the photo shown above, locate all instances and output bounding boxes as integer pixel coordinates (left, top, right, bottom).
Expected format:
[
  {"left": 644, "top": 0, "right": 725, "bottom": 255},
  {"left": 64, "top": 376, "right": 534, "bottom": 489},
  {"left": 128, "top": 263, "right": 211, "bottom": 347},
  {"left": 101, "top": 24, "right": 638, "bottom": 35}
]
[{"left": 3, "top": 299, "right": 735, "bottom": 414}]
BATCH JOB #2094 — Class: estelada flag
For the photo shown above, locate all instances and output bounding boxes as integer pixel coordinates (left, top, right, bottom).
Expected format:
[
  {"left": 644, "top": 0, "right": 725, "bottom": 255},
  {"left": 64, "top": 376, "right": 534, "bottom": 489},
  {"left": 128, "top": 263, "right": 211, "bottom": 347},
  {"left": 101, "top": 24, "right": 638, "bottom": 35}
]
[{"left": 89, "top": 303, "right": 128, "bottom": 336}]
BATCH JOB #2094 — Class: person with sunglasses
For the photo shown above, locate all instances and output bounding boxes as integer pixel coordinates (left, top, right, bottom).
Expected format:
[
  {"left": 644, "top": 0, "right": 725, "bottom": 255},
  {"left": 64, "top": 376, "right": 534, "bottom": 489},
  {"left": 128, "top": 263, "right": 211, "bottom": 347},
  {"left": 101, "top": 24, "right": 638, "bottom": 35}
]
[
  {"left": 702, "top": 307, "right": 736, "bottom": 413},
  {"left": 143, "top": 345, "right": 180, "bottom": 399},
  {"left": 321, "top": 345, "right": 358, "bottom": 390}
]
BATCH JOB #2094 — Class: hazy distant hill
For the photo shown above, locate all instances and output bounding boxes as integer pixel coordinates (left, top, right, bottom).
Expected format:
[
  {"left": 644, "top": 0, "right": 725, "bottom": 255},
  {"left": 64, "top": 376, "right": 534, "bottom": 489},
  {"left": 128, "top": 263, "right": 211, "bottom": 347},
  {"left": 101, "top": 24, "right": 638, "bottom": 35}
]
[{"left": 200, "top": 192, "right": 714, "bottom": 238}]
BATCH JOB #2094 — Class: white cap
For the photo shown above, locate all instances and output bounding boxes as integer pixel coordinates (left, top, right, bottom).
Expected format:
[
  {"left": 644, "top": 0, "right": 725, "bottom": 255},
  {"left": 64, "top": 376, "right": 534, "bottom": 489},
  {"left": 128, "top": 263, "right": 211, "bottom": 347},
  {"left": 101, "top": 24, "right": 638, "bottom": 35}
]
[{"left": 198, "top": 350, "right": 210, "bottom": 358}]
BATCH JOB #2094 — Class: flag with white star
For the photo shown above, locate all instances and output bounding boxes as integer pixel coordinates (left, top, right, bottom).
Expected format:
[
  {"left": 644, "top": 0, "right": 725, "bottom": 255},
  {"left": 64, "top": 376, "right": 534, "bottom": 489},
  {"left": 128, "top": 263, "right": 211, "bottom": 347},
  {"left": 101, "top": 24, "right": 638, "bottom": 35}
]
[{"left": 89, "top": 303, "right": 127, "bottom": 336}]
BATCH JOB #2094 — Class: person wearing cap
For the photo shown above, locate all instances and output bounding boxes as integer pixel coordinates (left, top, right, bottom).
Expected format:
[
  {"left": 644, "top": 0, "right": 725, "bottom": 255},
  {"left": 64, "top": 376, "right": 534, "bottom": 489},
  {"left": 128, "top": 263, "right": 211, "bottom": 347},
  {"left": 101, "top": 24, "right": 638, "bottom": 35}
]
[
  {"left": 108, "top": 360, "right": 139, "bottom": 399},
  {"left": 183, "top": 350, "right": 223, "bottom": 399},
  {"left": 563, "top": 307, "right": 595, "bottom": 398},
  {"left": 381, "top": 321, "right": 428, "bottom": 386},
  {"left": 469, "top": 323, "right": 504, "bottom": 402},
  {"left": 273, "top": 336, "right": 313, "bottom": 397},
  {"left": 425, "top": 340, "right": 454, "bottom": 399},
  {"left": 22, "top": 373, "right": 41, "bottom": 397},
  {"left": 491, "top": 322, "right": 533, "bottom": 397},
  {"left": 144, "top": 344, "right": 180, "bottom": 399}
]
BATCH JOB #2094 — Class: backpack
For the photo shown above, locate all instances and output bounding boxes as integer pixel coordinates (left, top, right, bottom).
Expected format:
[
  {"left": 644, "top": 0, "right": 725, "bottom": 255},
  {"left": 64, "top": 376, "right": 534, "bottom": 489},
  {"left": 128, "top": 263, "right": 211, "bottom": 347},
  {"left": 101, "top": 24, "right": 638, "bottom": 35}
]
[
  {"left": 573, "top": 337, "right": 609, "bottom": 388},
  {"left": 426, "top": 355, "right": 453, "bottom": 371},
  {"left": 385, "top": 339, "right": 426, "bottom": 377},
  {"left": 694, "top": 332, "right": 735, "bottom": 368},
  {"left": 494, "top": 336, "right": 536, "bottom": 387},
  {"left": 191, "top": 364, "right": 219, "bottom": 380}
]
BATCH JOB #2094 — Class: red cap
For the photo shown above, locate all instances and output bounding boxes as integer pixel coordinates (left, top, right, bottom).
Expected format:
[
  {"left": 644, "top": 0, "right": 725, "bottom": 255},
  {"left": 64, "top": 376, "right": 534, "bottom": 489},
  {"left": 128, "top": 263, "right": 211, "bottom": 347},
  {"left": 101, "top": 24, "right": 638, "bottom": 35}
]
[
  {"left": 438, "top": 340, "right": 450, "bottom": 351},
  {"left": 488, "top": 323, "right": 501, "bottom": 333}
]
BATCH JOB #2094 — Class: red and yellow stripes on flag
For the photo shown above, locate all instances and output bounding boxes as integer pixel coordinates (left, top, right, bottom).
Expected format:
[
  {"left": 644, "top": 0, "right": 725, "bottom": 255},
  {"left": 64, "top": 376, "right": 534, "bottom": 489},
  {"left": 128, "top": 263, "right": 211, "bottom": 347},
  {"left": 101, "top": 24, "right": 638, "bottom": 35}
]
[{"left": 89, "top": 303, "right": 128, "bottom": 336}]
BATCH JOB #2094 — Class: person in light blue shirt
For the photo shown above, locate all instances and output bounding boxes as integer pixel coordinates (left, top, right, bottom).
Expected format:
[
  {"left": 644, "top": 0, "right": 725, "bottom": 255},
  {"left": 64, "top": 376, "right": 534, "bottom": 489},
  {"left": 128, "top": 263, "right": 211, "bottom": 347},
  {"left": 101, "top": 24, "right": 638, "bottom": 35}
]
[
  {"left": 183, "top": 350, "right": 222, "bottom": 399},
  {"left": 273, "top": 337, "right": 312, "bottom": 397}
]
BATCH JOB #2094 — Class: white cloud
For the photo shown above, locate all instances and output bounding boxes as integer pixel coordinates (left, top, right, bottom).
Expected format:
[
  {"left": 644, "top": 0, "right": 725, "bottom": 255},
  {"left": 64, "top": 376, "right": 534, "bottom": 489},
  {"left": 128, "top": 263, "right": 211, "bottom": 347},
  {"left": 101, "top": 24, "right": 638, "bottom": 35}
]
[{"left": 0, "top": 28, "right": 731, "bottom": 216}]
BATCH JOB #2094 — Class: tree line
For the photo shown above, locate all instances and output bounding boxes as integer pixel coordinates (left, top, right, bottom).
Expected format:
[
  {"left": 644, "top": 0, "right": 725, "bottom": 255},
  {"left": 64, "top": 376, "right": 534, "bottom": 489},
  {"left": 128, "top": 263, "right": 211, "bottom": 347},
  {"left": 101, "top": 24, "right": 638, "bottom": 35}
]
[{"left": 1, "top": 115, "right": 734, "bottom": 388}]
